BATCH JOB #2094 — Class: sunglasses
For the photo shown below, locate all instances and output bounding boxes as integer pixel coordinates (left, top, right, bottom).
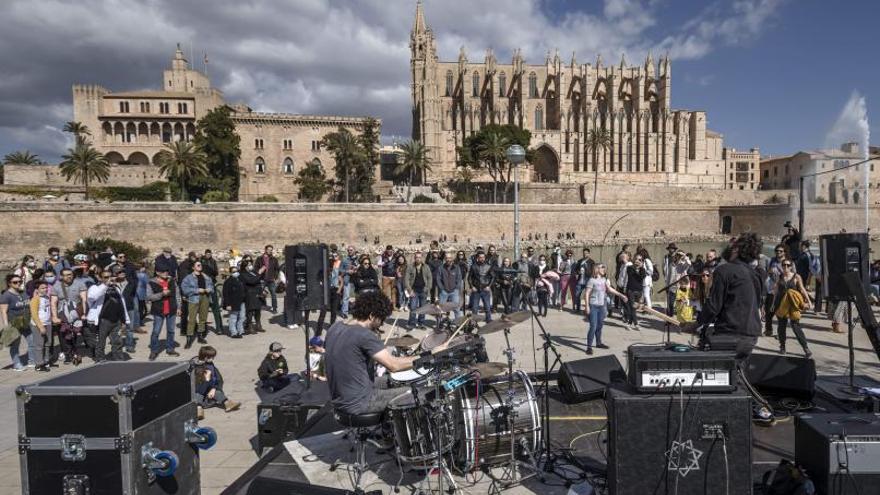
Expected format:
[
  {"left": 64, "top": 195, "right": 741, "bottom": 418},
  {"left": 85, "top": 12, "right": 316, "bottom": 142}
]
[
  {"left": 701, "top": 274, "right": 711, "bottom": 278},
  {"left": 775, "top": 250, "right": 784, "bottom": 253},
  {"left": 782, "top": 263, "right": 793, "bottom": 267},
  {"left": 10, "top": 280, "right": 22, "bottom": 285}
]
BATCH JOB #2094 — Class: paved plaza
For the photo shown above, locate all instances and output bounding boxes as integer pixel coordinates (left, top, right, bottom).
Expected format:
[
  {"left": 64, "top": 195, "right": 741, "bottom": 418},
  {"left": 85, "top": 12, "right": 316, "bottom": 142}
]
[{"left": 1, "top": 297, "right": 878, "bottom": 495}]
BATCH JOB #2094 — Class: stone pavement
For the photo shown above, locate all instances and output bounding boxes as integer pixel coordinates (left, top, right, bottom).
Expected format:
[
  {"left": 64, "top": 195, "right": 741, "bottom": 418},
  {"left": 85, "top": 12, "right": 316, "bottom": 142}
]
[{"left": 1, "top": 297, "right": 878, "bottom": 495}]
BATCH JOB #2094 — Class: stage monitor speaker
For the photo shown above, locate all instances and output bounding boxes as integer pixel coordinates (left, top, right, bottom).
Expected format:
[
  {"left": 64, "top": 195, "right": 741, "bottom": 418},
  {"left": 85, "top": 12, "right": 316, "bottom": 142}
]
[
  {"left": 246, "top": 475, "right": 380, "bottom": 494},
  {"left": 558, "top": 355, "right": 624, "bottom": 404},
  {"left": 283, "top": 244, "right": 328, "bottom": 312},
  {"left": 606, "top": 384, "right": 753, "bottom": 495},
  {"left": 820, "top": 232, "right": 869, "bottom": 302},
  {"left": 745, "top": 353, "right": 816, "bottom": 400},
  {"left": 795, "top": 414, "right": 880, "bottom": 495}
]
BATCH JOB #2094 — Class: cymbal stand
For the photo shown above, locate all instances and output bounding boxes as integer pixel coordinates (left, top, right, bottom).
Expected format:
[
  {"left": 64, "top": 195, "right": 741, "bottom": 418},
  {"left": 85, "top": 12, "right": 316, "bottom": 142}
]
[
  {"left": 523, "top": 297, "right": 564, "bottom": 476},
  {"left": 416, "top": 365, "right": 458, "bottom": 495}
]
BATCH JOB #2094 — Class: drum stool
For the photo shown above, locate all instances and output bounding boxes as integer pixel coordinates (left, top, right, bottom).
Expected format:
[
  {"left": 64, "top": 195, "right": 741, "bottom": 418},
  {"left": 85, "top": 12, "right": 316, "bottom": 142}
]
[{"left": 330, "top": 409, "right": 384, "bottom": 493}]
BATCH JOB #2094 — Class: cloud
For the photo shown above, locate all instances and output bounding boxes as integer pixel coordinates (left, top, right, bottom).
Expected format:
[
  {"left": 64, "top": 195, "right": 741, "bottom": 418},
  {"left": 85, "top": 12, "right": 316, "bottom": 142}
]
[{"left": 0, "top": 0, "right": 783, "bottom": 162}]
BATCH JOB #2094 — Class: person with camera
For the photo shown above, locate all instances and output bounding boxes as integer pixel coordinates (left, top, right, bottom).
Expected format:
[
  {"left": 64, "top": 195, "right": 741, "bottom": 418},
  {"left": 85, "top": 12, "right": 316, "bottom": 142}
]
[
  {"left": 181, "top": 261, "right": 214, "bottom": 349},
  {"left": 85, "top": 267, "right": 131, "bottom": 362}
]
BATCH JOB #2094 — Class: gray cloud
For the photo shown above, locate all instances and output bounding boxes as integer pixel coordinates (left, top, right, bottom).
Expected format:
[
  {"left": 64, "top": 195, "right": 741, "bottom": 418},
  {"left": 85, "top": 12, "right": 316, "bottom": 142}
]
[{"left": 0, "top": 0, "right": 781, "bottom": 163}]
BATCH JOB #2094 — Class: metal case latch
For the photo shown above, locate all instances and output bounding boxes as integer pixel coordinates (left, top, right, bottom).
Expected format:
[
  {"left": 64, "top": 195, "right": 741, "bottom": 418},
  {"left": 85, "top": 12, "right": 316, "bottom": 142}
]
[
  {"left": 62, "top": 474, "right": 90, "bottom": 494},
  {"left": 60, "top": 434, "right": 87, "bottom": 462}
]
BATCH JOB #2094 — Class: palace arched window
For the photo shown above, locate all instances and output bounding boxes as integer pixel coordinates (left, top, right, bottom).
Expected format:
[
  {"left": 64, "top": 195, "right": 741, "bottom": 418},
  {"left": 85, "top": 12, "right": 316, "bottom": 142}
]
[
  {"left": 282, "top": 157, "right": 294, "bottom": 175},
  {"left": 445, "top": 71, "right": 453, "bottom": 97},
  {"left": 499, "top": 72, "right": 506, "bottom": 97},
  {"left": 529, "top": 73, "right": 538, "bottom": 98},
  {"left": 255, "top": 157, "right": 265, "bottom": 174}
]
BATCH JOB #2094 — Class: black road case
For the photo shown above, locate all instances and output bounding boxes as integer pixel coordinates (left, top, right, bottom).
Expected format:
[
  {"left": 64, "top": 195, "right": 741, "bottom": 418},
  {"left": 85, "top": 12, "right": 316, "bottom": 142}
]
[{"left": 16, "top": 361, "right": 217, "bottom": 495}]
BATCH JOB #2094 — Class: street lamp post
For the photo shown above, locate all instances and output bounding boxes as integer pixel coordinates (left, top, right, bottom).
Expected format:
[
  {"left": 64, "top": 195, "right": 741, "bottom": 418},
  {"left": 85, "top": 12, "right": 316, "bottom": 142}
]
[{"left": 506, "top": 145, "right": 526, "bottom": 260}]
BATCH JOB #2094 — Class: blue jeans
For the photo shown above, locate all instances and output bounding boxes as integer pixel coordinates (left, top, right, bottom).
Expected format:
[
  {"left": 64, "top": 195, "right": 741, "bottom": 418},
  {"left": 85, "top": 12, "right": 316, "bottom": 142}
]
[
  {"left": 9, "top": 326, "right": 34, "bottom": 369},
  {"left": 408, "top": 289, "right": 428, "bottom": 326},
  {"left": 228, "top": 303, "right": 246, "bottom": 336},
  {"left": 470, "top": 289, "right": 492, "bottom": 322},
  {"left": 150, "top": 314, "right": 176, "bottom": 353},
  {"left": 125, "top": 307, "right": 138, "bottom": 350},
  {"left": 573, "top": 283, "right": 587, "bottom": 311},
  {"left": 439, "top": 289, "right": 461, "bottom": 319},
  {"left": 587, "top": 303, "right": 607, "bottom": 347},
  {"left": 341, "top": 282, "right": 352, "bottom": 316},
  {"left": 264, "top": 281, "right": 277, "bottom": 311}
]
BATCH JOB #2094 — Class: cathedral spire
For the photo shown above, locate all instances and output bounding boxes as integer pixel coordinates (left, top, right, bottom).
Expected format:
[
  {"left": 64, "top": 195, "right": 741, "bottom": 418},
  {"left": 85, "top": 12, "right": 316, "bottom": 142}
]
[
  {"left": 570, "top": 51, "right": 577, "bottom": 68},
  {"left": 413, "top": 0, "right": 427, "bottom": 33},
  {"left": 620, "top": 52, "right": 627, "bottom": 69},
  {"left": 596, "top": 53, "right": 603, "bottom": 70}
]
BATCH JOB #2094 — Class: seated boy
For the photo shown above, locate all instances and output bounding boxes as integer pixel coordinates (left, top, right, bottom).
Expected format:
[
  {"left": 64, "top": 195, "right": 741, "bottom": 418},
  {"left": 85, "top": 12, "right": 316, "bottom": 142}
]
[{"left": 258, "top": 341, "right": 291, "bottom": 392}]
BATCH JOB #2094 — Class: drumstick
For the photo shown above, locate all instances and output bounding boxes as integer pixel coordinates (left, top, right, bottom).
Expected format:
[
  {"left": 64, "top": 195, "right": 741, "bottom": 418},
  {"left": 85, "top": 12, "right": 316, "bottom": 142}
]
[
  {"left": 635, "top": 303, "right": 681, "bottom": 326},
  {"left": 443, "top": 317, "right": 472, "bottom": 346},
  {"left": 383, "top": 315, "right": 401, "bottom": 345}
]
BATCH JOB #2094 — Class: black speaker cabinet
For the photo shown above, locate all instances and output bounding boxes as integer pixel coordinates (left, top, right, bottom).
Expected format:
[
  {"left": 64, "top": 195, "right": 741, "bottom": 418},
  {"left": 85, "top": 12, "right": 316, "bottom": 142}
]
[
  {"left": 558, "top": 355, "right": 624, "bottom": 404},
  {"left": 820, "top": 233, "right": 869, "bottom": 302},
  {"left": 745, "top": 353, "right": 816, "bottom": 400},
  {"left": 606, "top": 384, "right": 752, "bottom": 495},
  {"left": 283, "top": 244, "right": 328, "bottom": 312},
  {"left": 16, "top": 362, "right": 203, "bottom": 495},
  {"left": 795, "top": 414, "right": 880, "bottom": 495},
  {"left": 256, "top": 402, "right": 317, "bottom": 451}
]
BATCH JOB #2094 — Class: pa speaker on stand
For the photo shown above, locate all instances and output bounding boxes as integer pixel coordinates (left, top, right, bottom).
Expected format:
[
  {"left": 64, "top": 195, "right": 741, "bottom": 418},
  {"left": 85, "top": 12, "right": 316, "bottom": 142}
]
[
  {"left": 283, "top": 244, "right": 329, "bottom": 388},
  {"left": 820, "top": 233, "right": 869, "bottom": 302}
]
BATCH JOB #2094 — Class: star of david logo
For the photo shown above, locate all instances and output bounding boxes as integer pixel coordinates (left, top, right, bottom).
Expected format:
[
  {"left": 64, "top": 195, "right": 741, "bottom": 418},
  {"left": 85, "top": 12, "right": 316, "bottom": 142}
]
[{"left": 665, "top": 439, "right": 703, "bottom": 477}]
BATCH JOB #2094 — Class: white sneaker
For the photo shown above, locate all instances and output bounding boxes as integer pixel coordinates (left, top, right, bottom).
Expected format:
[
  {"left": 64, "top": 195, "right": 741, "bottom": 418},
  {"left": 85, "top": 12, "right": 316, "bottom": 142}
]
[
  {"left": 58, "top": 353, "right": 65, "bottom": 362},
  {"left": 25, "top": 363, "right": 35, "bottom": 368},
  {"left": 288, "top": 324, "right": 300, "bottom": 329}
]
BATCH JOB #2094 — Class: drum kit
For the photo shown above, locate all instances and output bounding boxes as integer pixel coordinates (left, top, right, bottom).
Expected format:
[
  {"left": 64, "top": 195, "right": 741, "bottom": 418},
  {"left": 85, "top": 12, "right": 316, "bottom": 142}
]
[{"left": 378, "top": 302, "right": 543, "bottom": 494}]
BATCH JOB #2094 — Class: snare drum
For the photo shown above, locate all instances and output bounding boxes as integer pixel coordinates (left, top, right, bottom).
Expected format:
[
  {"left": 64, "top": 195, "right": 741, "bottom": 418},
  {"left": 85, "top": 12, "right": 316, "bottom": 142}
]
[
  {"left": 388, "top": 367, "right": 432, "bottom": 386},
  {"left": 453, "top": 370, "right": 542, "bottom": 467}
]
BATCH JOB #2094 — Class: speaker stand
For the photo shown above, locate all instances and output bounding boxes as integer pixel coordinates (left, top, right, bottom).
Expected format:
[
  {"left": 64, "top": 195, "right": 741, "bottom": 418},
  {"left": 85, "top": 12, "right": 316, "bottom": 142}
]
[
  {"left": 838, "top": 301, "right": 861, "bottom": 397},
  {"left": 301, "top": 307, "right": 312, "bottom": 389}
]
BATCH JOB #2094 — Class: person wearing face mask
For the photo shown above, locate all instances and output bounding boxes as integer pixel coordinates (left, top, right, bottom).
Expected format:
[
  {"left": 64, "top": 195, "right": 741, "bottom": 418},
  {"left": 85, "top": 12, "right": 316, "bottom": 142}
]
[
  {"left": 181, "top": 261, "right": 214, "bottom": 348},
  {"left": 154, "top": 247, "right": 179, "bottom": 277},
  {"left": 222, "top": 265, "right": 246, "bottom": 338},
  {"left": 43, "top": 247, "right": 71, "bottom": 278},
  {"left": 15, "top": 255, "right": 36, "bottom": 287},
  {"left": 239, "top": 260, "right": 265, "bottom": 334},
  {"left": 146, "top": 267, "right": 181, "bottom": 361}
]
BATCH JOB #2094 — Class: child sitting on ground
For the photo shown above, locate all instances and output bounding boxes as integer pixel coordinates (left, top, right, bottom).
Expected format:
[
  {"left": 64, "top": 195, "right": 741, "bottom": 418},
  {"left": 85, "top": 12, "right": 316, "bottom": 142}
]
[
  {"left": 193, "top": 346, "right": 241, "bottom": 413},
  {"left": 307, "top": 336, "right": 326, "bottom": 381},
  {"left": 258, "top": 341, "right": 291, "bottom": 392}
]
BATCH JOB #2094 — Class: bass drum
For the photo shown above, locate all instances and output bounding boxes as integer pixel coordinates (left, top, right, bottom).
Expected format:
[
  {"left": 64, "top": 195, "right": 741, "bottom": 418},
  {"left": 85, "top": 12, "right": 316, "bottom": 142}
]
[{"left": 453, "top": 370, "right": 542, "bottom": 468}]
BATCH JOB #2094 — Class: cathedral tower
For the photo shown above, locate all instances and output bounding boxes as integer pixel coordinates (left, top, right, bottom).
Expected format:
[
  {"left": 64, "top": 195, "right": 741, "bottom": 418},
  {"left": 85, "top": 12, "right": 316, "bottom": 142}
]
[{"left": 410, "top": 1, "right": 442, "bottom": 165}]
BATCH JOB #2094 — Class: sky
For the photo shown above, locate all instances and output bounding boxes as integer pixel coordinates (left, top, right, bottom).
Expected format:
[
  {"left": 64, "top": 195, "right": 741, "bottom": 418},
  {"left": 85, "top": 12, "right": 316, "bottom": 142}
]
[{"left": 0, "top": 0, "right": 878, "bottom": 163}]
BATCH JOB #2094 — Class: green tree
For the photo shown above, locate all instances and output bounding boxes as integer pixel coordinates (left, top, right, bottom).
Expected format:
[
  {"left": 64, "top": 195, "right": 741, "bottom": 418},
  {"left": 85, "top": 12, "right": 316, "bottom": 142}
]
[
  {"left": 322, "top": 127, "right": 365, "bottom": 202},
  {"left": 585, "top": 129, "right": 612, "bottom": 204},
  {"left": 294, "top": 158, "right": 332, "bottom": 202},
  {"left": 155, "top": 141, "right": 209, "bottom": 201},
  {"left": 354, "top": 117, "right": 381, "bottom": 200},
  {"left": 395, "top": 140, "right": 433, "bottom": 203},
  {"left": 459, "top": 124, "right": 531, "bottom": 202},
  {"left": 63, "top": 121, "right": 91, "bottom": 145},
  {"left": 59, "top": 143, "right": 110, "bottom": 200},
  {"left": 192, "top": 105, "right": 241, "bottom": 199},
  {"left": 2, "top": 150, "right": 43, "bottom": 165}
]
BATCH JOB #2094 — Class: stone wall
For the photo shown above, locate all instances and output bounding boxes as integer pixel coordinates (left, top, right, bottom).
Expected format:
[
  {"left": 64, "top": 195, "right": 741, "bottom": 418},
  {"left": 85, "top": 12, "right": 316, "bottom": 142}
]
[
  {"left": 3, "top": 164, "right": 164, "bottom": 188},
  {"left": 720, "top": 204, "right": 880, "bottom": 238}
]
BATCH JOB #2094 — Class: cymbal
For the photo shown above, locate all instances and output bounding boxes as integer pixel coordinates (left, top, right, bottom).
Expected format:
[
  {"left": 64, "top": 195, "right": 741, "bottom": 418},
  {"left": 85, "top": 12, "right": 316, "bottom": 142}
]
[
  {"left": 452, "top": 315, "right": 474, "bottom": 327},
  {"left": 478, "top": 319, "right": 516, "bottom": 335},
  {"left": 471, "top": 362, "right": 509, "bottom": 377},
  {"left": 386, "top": 335, "right": 420, "bottom": 348},
  {"left": 420, "top": 331, "right": 449, "bottom": 351},
  {"left": 413, "top": 302, "right": 461, "bottom": 315}
]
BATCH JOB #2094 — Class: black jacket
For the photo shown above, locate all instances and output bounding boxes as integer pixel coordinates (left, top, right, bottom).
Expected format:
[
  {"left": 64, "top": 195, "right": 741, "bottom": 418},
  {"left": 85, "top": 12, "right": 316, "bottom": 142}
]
[
  {"left": 201, "top": 257, "right": 219, "bottom": 282},
  {"left": 255, "top": 254, "right": 280, "bottom": 282},
  {"left": 468, "top": 262, "right": 495, "bottom": 290},
  {"left": 625, "top": 265, "right": 646, "bottom": 293},
  {"left": 154, "top": 254, "right": 178, "bottom": 277},
  {"left": 698, "top": 259, "right": 762, "bottom": 338},
  {"left": 222, "top": 276, "right": 246, "bottom": 308},
  {"left": 258, "top": 354, "right": 289, "bottom": 381},
  {"left": 239, "top": 270, "right": 263, "bottom": 310},
  {"left": 177, "top": 259, "right": 195, "bottom": 285},
  {"left": 353, "top": 266, "right": 379, "bottom": 293}
]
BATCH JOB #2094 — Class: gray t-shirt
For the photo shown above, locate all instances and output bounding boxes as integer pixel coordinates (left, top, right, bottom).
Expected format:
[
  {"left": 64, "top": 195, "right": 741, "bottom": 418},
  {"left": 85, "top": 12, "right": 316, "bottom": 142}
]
[
  {"left": 0, "top": 290, "right": 28, "bottom": 320},
  {"left": 586, "top": 276, "right": 609, "bottom": 306},
  {"left": 52, "top": 280, "right": 86, "bottom": 320},
  {"left": 324, "top": 321, "right": 386, "bottom": 414}
]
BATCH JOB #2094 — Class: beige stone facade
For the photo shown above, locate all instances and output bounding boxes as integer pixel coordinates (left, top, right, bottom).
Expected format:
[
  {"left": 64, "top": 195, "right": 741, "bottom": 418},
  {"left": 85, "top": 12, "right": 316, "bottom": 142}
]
[
  {"left": 410, "top": 2, "right": 755, "bottom": 189},
  {"left": 72, "top": 46, "right": 376, "bottom": 201},
  {"left": 759, "top": 143, "right": 880, "bottom": 204}
]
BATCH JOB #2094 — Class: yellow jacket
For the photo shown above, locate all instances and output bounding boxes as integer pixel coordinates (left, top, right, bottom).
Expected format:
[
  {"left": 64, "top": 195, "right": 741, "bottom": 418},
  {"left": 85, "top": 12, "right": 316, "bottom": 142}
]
[{"left": 775, "top": 288, "right": 806, "bottom": 321}]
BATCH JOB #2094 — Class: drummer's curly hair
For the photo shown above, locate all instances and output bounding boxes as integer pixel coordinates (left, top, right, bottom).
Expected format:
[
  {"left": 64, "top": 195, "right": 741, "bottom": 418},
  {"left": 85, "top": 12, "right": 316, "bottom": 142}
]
[{"left": 350, "top": 290, "right": 394, "bottom": 321}]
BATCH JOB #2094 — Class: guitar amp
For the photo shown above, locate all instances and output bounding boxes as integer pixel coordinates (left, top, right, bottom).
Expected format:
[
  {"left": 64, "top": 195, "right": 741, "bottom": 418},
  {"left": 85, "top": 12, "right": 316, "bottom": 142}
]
[{"left": 627, "top": 345, "right": 737, "bottom": 393}]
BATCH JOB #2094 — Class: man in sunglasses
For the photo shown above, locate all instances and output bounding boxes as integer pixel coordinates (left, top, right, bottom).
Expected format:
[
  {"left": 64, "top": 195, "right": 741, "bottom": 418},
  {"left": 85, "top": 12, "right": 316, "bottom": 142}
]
[{"left": 763, "top": 244, "right": 787, "bottom": 337}]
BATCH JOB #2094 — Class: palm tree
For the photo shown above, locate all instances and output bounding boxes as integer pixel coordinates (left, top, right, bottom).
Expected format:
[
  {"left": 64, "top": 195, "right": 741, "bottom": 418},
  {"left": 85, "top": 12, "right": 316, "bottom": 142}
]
[
  {"left": 322, "top": 128, "right": 364, "bottom": 202},
  {"left": 586, "top": 129, "right": 612, "bottom": 204},
  {"left": 155, "top": 141, "right": 209, "bottom": 201},
  {"left": 63, "top": 121, "right": 91, "bottom": 145},
  {"left": 2, "top": 150, "right": 43, "bottom": 165},
  {"left": 59, "top": 143, "right": 110, "bottom": 200},
  {"left": 396, "top": 140, "right": 433, "bottom": 203},
  {"left": 477, "top": 131, "right": 510, "bottom": 203}
]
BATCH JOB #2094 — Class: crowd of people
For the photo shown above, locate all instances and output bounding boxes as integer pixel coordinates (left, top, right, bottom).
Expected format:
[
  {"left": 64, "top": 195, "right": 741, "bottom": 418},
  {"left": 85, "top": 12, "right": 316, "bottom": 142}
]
[{"left": 2, "top": 230, "right": 876, "bottom": 380}]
